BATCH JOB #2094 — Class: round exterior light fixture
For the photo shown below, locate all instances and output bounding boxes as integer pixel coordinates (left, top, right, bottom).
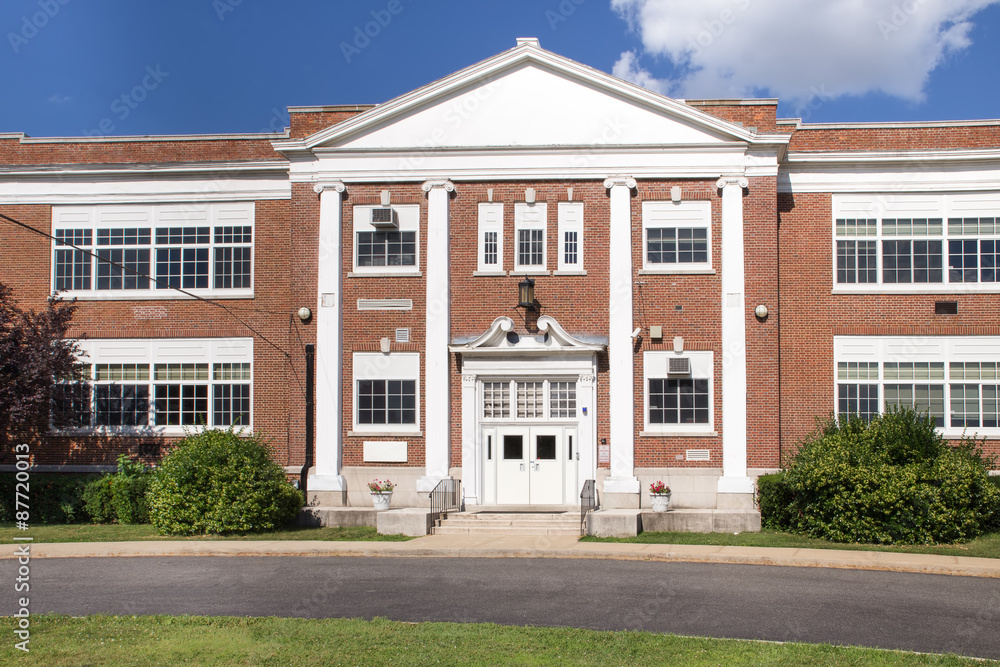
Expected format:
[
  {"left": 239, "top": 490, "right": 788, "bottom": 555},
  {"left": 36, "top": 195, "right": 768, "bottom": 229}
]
[
  {"left": 297, "top": 307, "right": 312, "bottom": 322},
  {"left": 754, "top": 304, "right": 769, "bottom": 319}
]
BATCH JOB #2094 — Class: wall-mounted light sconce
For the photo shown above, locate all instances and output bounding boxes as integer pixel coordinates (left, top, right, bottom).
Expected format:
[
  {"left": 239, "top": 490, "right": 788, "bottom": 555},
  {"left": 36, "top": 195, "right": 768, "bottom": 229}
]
[
  {"left": 755, "top": 304, "right": 769, "bottom": 319},
  {"left": 525, "top": 188, "right": 536, "bottom": 204},
  {"left": 297, "top": 307, "right": 312, "bottom": 322},
  {"left": 518, "top": 278, "right": 536, "bottom": 310}
]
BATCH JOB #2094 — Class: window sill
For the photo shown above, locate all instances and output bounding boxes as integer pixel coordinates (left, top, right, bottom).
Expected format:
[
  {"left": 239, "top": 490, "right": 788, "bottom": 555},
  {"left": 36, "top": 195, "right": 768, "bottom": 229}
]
[
  {"left": 347, "top": 430, "right": 422, "bottom": 438},
  {"left": 509, "top": 270, "right": 551, "bottom": 276},
  {"left": 639, "top": 268, "right": 716, "bottom": 276},
  {"left": 348, "top": 272, "right": 423, "bottom": 278},
  {"left": 640, "top": 430, "right": 718, "bottom": 437},
  {"left": 52, "top": 291, "right": 254, "bottom": 301},
  {"left": 473, "top": 271, "right": 507, "bottom": 277},
  {"left": 832, "top": 286, "right": 1000, "bottom": 294},
  {"left": 553, "top": 270, "right": 587, "bottom": 276}
]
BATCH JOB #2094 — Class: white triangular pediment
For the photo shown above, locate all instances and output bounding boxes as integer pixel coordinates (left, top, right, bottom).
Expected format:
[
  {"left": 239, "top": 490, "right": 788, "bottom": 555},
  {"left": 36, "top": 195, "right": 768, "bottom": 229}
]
[
  {"left": 287, "top": 43, "right": 756, "bottom": 153},
  {"left": 450, "top": 316, "right": 605, "bottom": 355}
]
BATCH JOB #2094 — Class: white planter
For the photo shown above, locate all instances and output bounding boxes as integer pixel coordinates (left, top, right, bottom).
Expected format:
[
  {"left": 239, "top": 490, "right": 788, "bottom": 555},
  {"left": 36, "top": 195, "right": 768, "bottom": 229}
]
[
  {"left": 371, "top": 492, "right": 392, "bottom": 511},
  {"left": 650, "top": 493, "right": 672, "bottom": 513}
]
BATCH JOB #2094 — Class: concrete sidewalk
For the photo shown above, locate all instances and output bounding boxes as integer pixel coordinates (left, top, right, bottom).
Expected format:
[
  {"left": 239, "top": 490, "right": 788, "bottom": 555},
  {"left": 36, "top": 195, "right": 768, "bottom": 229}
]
[{"left": 6, "top": 534, "right": 1000, "bottom": 578}]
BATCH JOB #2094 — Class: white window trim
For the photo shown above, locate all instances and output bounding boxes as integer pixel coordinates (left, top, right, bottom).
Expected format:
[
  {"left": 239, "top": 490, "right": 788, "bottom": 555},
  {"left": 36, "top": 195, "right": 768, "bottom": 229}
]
[
  {"left": 59, "top": 337, "right": 253, "bottom": 435},
  {"left": 834, "top": 335, "right": 1000, "bottom": 438},
  {"left": 641, "top": 200, "right": 712, "bottom": 272},
  {"left": 557, "top": 202, "right": 584, "bottom": 272},
  {"left": 51, "top": 202, "right": 255, "bottom": 300},
  {"left": 351, "top": 204, "right": 421, "bottom": 275},
  {"left": 832, "top": 192, "right": 1000, "bottom": 294},
  {"left": 352, "top": 352, "right": 421, "bottom": 434},
  {"left": 642, "top": 350, "right": 714, "bottom": 435},
  {"left": 477, "top": 202, "right": 504, "bottom": 273},
  {"left": 513, "top": 202, "right": 548, "bottom": 273}
]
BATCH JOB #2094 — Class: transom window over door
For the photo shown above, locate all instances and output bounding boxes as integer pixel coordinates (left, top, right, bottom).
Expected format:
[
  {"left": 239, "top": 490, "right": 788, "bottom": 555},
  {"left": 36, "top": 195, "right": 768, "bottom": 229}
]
[{"left": 481, "top": 379, "right": 577, "bottom": 421}]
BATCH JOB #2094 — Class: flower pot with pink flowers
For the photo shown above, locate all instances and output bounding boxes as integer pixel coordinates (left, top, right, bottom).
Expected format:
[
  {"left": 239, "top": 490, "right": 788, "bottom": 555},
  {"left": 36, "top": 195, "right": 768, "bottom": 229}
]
[
  {"left": 367, "top": 479, "right": 395, "bottom": 510},
  {"left": 649, "top": 481, "right": 672, "bottom": 512}
]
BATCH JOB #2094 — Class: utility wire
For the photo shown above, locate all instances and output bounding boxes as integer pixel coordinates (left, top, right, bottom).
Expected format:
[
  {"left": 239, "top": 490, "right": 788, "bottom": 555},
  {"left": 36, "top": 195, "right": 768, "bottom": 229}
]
[{"left": 0, "top": 212, "right": 291, "bottom": 359}]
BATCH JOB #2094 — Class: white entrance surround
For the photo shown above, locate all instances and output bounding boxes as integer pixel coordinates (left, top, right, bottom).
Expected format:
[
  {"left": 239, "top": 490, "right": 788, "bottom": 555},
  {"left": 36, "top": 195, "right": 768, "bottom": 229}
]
[
  {"left": 717, "top": 176, "right": 754, "bottom": 495},
  {"left": 449, "top": 316, "right": 603, "bottom": 507},
  {"left": 604, "top": 176, "right": 641, "bottom": 499},
  {"left": 418, "top": 179, "right": 455, "bottom": 493},
  {"left": 309, "top": 181, "right": 348, "bottom": 497}
]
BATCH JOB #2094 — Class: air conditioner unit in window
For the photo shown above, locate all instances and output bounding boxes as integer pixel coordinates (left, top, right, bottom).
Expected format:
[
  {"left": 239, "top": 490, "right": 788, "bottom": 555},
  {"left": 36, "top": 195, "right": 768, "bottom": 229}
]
[
  {"left": 370, "top": 207, "right": 398, "bottom": 228},
  {"left": 667, "top": 356, "right": 691, "bottom": 376}
]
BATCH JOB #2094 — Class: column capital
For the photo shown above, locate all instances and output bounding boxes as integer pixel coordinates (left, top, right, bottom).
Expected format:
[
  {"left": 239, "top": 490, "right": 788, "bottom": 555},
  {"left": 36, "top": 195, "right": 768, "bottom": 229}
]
[
  {"left": 603, "top": 176, "right": 637, "bottom": 190},
  {"left": 716, "top": 176, "right": 749, "bottom": 190},
  {"left": 422, "top": 179, "right": 455, "bottom": 193},
  {"left": 313, "top": 181, "right": 346, "bottom": 194}
]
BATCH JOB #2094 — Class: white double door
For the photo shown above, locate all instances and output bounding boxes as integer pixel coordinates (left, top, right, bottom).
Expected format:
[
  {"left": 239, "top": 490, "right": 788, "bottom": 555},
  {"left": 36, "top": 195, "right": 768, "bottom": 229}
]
[{"left": 492, "top": 425, "right": 575, "bottom": 505}]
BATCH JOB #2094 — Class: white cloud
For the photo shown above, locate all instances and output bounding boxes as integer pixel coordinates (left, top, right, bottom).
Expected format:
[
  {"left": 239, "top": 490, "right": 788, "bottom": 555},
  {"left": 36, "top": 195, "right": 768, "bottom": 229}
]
[
  {"left": 47, "top": 94, "right": 73, "bottom": 104},
  {"left": 610, "top": 0, "right": 1000, "bottom": 102}
]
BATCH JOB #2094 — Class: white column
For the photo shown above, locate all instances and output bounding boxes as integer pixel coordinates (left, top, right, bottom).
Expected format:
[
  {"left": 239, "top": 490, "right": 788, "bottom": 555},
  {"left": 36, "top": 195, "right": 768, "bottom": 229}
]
[
  {"left": 418, "top": 179, "right": 455, "bottom": 493},
  {"left": 603, "top": 176, "right": 640, "bottom": 497},
  {"left": 717, "top": 176, "right": 754, "bottom": 495},
  {"left": 310, "top": 181, "right": 347, "bottom": 494},
  {"left": 460, "top": 373, "right": 478, "bottom": 505},
  {"left": 577, "top": 368, "right": 598, "bottom": 494}
]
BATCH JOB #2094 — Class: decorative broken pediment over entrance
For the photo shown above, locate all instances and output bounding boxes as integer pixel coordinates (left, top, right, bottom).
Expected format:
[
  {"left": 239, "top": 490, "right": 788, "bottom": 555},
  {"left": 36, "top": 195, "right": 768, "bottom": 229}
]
[{"left": 450, "top": 316, "right": 606, "bottom": 356}]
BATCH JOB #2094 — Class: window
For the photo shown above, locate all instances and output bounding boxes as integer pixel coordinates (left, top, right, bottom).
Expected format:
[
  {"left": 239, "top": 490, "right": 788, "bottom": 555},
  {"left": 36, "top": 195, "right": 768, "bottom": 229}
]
[
  {"left": 480, "top": 380, "right": 578, "bottom": 421},
  {"left": 642, "top": 350, "right": 714, "bottom": 434},
  {"left": 352, "top": 205, "right": 420, "bottom": 274},
  {"left": 835, "top": 336, "right": 1000, "bottom": 435},
  {"left": 833, "top": 194, "right": 1000, "bottom": 292},
  {"left": 56, "top": 338, "right": 253, "bottom": 432},
  {"left": 642, "top": 201, "right": 712, "bottom": 271},
  {"left": 51, "top": 203, "right": 254, "bottom": 298},
  {"left": 477, "top": 203, "right": 504, "bottom": 272},
  {"left": 557, "top": 202, "right": 584, "bottom": 272},
  {"left": 353, "top": 352, "right": 420, "bottom": 432},
  {"left": 514, "top": 202, "right": 547, "bottom": 272}
]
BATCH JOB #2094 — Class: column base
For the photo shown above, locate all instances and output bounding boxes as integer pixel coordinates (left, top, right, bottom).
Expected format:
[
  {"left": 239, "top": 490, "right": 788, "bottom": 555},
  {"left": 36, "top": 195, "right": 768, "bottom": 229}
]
[
  {"left": 717, "top": 475, "right": 755, "bottom": 495},
  {"left": 603, "top": 475, "right": 640, "bottom": 495},
  {"left": 416, "top": 475, "right": 451, "bottom": 494}
]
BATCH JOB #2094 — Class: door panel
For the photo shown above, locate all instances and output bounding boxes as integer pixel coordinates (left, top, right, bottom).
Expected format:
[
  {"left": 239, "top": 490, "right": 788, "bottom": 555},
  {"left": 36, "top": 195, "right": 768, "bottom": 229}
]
[
  {"left": 529, "top": 429, "right": 562, "bottom": 504},
  {"left": 496, "top": 430, "right": 529, "bottom": 504}
]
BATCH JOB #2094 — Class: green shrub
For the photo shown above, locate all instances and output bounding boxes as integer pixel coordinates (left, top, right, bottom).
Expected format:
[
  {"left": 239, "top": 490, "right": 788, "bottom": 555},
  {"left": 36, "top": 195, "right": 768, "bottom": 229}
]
[
  {"left": 0, "top": 473, "right": 96, "bottom": 524},
  {"left": 82, "top": 475, "right": 115, "bottom": 523},
  {"left": 110, "top": 455, "right": 153, "bottom": 524},
  {"left": 148, "top": 428, "right": 304, "bottom": 535},
  {"left": 781, "top": 408, "right": 1000, "bottom": 545},
  {"left": 756, "top": 472, "right": 795, "bottom": 530}
]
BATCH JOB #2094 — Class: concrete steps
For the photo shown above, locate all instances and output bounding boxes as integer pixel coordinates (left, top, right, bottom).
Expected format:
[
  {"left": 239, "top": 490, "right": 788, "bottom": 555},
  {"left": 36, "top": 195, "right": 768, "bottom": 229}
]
[{"left": 434, "top": 511, "right": 582, "bottom": 536}]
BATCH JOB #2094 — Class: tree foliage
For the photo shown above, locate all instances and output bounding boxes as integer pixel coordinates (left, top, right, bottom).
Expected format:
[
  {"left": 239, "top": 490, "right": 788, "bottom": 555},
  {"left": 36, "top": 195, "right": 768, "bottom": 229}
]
[{"left": 0, "top": 281, "right": 80, "bottom": 448}]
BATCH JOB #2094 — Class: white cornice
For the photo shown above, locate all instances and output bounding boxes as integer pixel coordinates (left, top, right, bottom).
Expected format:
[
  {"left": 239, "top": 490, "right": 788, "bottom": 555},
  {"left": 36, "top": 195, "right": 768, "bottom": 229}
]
[
  {"left": 273, "top": 42, "right": 772, "bottom": 155},
  {"left": 784, "top": 118, "right": 1000, "bottom": 131},
  {"left": 786, "top": 149, "right": 1000, "bottom": 164},
  {"left": 0, "top": 160, "right": 289, "bottom": 177},
  {"left": 10, "top": 131, "right": 288, "bottom": 143}
]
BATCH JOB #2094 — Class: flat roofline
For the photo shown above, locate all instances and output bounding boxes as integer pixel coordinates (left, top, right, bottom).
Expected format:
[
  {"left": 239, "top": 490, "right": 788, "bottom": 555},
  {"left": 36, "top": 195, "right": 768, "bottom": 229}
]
[
  {"left": 685, "top": 98, "right": 779, "bottom": 106},
  {"left": 8, "top": 131, "right": 289, "bottom": 144},
  {"left": 287, "top": 104, "right": 377, "bottom": 113},
  {"left": 778, "top": 118, "right": 1000, "bottom": 130}
]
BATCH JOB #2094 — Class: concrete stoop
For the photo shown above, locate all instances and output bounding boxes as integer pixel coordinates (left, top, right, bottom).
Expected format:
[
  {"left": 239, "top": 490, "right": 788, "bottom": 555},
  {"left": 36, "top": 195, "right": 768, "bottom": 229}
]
[
  {"left": 297, "top": 506, "right": 378, "bottom": 528},
  {"left": 434, "top": 511, "right": 582, "bottom": 536},
  {"left": 587, "top": 508, "right": 761, "bottom": 537}
]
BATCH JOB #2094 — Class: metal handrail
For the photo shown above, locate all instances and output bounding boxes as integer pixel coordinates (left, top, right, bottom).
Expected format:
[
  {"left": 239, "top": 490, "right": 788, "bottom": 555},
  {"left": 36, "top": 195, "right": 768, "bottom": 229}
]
[
  {"left": 429, "top": 478, "right": 462, "bottom": 534},
  {"left": 580, "top": 479, "right": 597, "bottom": 534}
]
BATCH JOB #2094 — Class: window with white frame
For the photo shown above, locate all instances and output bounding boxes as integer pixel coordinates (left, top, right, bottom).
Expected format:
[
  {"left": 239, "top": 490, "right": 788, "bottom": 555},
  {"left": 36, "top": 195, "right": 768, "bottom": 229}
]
[
  {"left": 353, "top": 352, "right": 420, "bottom": 432},
  {"left": 642, "top": 201, "right": 712, "bottom": 272},
  {"left": 53, "top": 338, "right": 253, "bottom": 432},
  {"left": 477, "top": 203, "right": 504, "bottom": 272},
  {"left": 834, "top": 336, "right": 1000, "bottom": 435},
  {"left": 352, "top": 204, "right": 419, "bottom": 274},
  {"left": 833, "top": 193, "right": 1000, "bottom": 292},
  {"left": 480, "top": 379, "right": 577, "bottom": 421},
  {"left": 557, "top": 202, "right": 584, "bottom": 272},
  {"left": 642, "top": 350, "right": 714, "bottom": 434},
  {"left": 514, "top": 202, "right": 547, "bottom": 272},
  {"left": 51, "top": 203, "right": 254, "bottom": 298}
]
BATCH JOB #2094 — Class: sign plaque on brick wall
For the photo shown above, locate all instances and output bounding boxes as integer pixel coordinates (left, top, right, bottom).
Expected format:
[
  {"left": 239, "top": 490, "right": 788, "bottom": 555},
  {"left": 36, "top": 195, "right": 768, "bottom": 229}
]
[{"left": 598, "top": 444, "right": 611, "bottom": 464}]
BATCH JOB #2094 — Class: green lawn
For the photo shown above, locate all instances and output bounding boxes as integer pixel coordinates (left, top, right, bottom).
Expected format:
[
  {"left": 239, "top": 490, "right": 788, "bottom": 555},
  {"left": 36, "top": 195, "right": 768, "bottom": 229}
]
[
  {"left": 0, "top": 615, "right": 990, "bottom": 667},
  {"left": 0, "top": 523, "right": 412, "bottom": 543},
  {"left": 582, "top": 528, "right": 1000, "bottom": 559}
]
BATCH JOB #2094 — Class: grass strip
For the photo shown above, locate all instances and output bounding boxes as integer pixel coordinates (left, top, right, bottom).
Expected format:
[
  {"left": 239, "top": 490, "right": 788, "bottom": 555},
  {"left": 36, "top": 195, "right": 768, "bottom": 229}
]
[
  {"left": 0, "top": 523, "right": 412, "bottom": 543},
  {"left": 582, "top": 529, "right": 1000, "bottom": 559},
  {"left": 0, "top": 615, "right": 991, "bottom": 667}
]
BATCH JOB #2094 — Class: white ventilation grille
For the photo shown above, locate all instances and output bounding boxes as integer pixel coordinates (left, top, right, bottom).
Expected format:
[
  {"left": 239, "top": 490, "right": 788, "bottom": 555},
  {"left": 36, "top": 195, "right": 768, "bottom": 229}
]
[
  {"left": 667, "top": 356, "right": 691, "bottom": 376},
  {"left": 395, "top": 328, "right": 410, "bottom": 343},
  {"left": 686, "top": 449, "right": 710, "bottom": 462},
  {"left": 370, "top": 207, "right": 398, "bottom": 228}
]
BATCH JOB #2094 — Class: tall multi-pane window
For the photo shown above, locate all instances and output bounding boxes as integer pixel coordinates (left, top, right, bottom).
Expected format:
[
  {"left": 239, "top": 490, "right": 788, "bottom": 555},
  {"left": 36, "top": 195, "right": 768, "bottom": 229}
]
[
  {"left": 518, "top": 229, "right": 544, "bottom": 266},
  {"left": 549, "top": 381, "right": 577, "bottom": 419},
  {"left": 153, "top": 363, "right": 209, "bottom": 426},
  {"left": 94, "top": 364, "right": 150, "bottom": 427},
  {"left": 557, "top": 201, "right": 583, "bottom": 272},
  {"left": 353, "top": 204, "right": 420, "bottom": 274},
  {"left": 514, "top": 202, "right": 547, "bottom": 272},
  {"left": 357, "top": 380, "right": 416, "bottom": 425},
  {"left": 642, "top": 201, "right": 712, "bottom": 271},
  {"left": 483, "top": 381, "right": 510, "bottom": 419},
  {"left": 483, "top": 231, "right": 498, "bottom": 266},
  {"left": 477, "top": 202, "right": 504, "bottom": 272},
  {"left": 648, "top": 378, "right": 710, "bottom": 425},
  {"left": 51, "top": 203, "right": 254, "bottom": 297},
  {"left": 835, "top": 218, "right": 877, "bottom": 284},
  {"left": 836, "top": 362, "right": 879, "bottom": 422}
]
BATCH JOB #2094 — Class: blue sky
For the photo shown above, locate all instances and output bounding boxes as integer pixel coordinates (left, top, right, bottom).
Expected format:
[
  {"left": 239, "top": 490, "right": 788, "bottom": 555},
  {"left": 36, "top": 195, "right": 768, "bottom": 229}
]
[{"left": 1, "top": 0, "right": 999, "bottom": 138}]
